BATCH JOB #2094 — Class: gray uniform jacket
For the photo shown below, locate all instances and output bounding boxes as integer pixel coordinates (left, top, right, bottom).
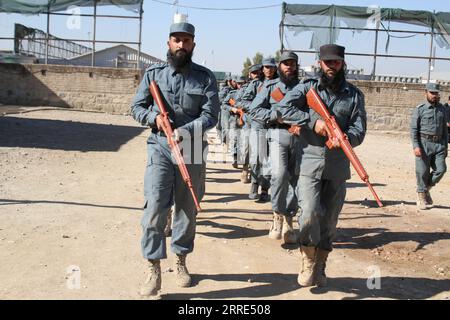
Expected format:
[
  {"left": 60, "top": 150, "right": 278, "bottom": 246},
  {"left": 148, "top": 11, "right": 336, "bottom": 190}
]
[
  {"left": 411, "top": 102, "right": 449, "bottom": 148},
  {"left": 218, "top": 85, "right": 232, "bottom": 104},
  {"left": 238, "top": 79, "right": 263, "bottom": 111},
  {"left": 130, "top": 62, "right": 219, "bottom": 138},
  {"left": 249, "top": 78, "right": 300, "bottom": 127},
  {"left": 279, "top": 78, "right": 367, "bottom": 180}
]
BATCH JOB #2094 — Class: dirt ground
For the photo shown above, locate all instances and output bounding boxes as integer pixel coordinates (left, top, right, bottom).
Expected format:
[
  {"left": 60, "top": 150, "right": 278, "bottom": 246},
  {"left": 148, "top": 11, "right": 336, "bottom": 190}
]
[{"left": 0, "top": 106, "right": 449, "bottom": 300}]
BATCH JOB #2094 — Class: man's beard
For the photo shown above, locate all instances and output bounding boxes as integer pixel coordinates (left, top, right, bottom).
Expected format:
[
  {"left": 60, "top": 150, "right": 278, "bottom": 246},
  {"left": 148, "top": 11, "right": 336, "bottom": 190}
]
[
  {"left": 167, "top": 48, "right": 193, "bottom": 69},
  {"left": 427, "top": 96, "right": 440, "bottom": 105},
  {"left": 279, "top": 67, "right": 299, "bottom": 87},
  {"left": 319, "top": 66, "right": 346, "bottom": 91}
]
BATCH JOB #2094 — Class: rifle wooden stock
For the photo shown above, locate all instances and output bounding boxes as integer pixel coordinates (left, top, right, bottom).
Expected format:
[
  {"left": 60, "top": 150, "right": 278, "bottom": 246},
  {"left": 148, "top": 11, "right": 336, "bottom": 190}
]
[
  {"left": 228, "top": 98, "right": 245, "bottom": 126},
  {"left": 270, "top": 87, "right": 301, "bottom": 136},
  {"left": 306, "top": 88, "right": 383, "bottom": 208},
  {"left": 149, "top": 81, "right": 202, "bottom": 211}
]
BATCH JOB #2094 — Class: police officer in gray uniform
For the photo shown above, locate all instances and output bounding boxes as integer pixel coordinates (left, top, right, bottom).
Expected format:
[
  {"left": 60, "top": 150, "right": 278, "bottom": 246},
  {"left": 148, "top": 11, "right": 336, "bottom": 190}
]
[
  {"left": 249, "top": 52, "right": 301, "bottom": 245},
  {"left": 220, "top": 76, "right": 239, "bottom": 150},
  {"left": 235, "top": 64, "right": 263, "bottom": 182},
  {"left": 217, "top": 75, "right": 232, "bottom": 143},
  {"left": 279, "top": 44, "right": 366, "bottom": 287},
  {"left": 410, "top": 83, "right": 448, "bottom": 210},
  {"left": 225, "top": 76, "right": 247, "bottom": 168},
  {"left": 130, "top": 22, "right": 219, "bottom": 297},
  {"left": 248, "top": 58, "right": 278, "bottom": 202}
]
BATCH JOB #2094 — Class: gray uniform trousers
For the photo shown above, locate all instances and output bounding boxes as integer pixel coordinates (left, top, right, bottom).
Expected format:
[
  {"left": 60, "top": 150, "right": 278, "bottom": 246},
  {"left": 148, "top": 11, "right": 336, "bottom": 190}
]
[
  {"left": 415, "top": 138, "right": 447, "bottom": 192},
  {"left": 141, "top": 134, "right": 206, "bottom": 260},
  {"left": 297, "top": 177, "right": 346, "bottom": 251},
  {"left": 249, "top": 125, "right": 271, "bottom": 189},
  {"left": 220, "top": 106, "right": 230, "bottom": 145},
  {"left": 228, "top": 114, "right": 239, "bottom": 160},
  {"left": 269, "top": 128, "right": 301, "bottom": 216}
]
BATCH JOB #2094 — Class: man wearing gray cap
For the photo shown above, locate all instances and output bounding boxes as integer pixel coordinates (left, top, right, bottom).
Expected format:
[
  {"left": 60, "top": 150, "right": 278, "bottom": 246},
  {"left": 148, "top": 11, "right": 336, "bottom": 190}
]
[
  {"left": 410, "top": 83, "right": 448, "bottom": 210},
  {"left": 233, "top": 64, "right": 263, "bottom": 183},
  {"left": 278, "top": 44, "right": 367, "bottom": 287},
  {"left": 248, "top": 57, "right": 279, "bottom": 202},
  {"left": 249, "top": 51, "right": 302, "bottom": 245},
  {"left": 217, "top": 75, "right": 233, "bottom": 143},
  {"left": 130, "top": 21, "right": 219, "bottom": 297},
  {"left": 223, "top": 75, "right": 246, "bottom": 168}
]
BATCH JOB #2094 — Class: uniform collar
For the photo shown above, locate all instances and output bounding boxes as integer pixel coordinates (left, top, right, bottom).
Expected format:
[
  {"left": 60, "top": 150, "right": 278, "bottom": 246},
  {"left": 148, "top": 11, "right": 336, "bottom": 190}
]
[
  {"left": 424, "top": 101, "right": 439, "bottom": 109},
  {"left": 169, "top": 61, "right": 192, "bottom": 76}
]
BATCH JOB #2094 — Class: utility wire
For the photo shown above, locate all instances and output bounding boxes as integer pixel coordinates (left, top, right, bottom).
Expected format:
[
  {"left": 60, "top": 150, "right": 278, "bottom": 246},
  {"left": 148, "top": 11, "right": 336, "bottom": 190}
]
[{"left": 150, "top": 0, "right": 281, "bottom": 11}]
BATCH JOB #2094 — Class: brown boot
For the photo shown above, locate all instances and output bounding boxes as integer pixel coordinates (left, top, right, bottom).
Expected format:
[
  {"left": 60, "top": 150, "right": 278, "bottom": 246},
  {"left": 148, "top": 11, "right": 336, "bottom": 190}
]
[
  {"left": 268, "top": 212, "right": 283, "bottom": 240},
  {"left": 314, "top": 248, "right": 330, "bottom": 287},
  {"left": 175, "top": 254, "right": 191, "bottom": 287},
  {"left": 140, "top": 259, "right": 161, "bottom": 296},
  {"left": 417, "top": 192, "right": 427, "bottom": 210},
  {"left": 282, "top": 215, "right": 297, "bottom": 244},
  {"left": 297, "top": 246, "right": 316, "bottom": 287}
]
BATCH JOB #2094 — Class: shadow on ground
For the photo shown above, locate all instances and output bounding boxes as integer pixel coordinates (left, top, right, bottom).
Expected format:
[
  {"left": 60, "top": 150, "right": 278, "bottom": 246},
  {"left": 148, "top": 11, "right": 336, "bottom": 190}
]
[
  {"left": 0, "top": 198, "right": 140, "bottom": 211},
  {"left": 335, "top": 227, "right": 450, "bottom": 251},
  {"left": 0, "top": 116, "right": 145, "bottom": 152},
  {"left": 161, "top": 273, "right": 450, "bottom": 300}
]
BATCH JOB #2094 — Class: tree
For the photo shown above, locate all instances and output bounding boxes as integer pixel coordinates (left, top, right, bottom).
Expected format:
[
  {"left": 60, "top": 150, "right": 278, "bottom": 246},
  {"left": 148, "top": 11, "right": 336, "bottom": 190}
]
[
  {"left": 242, "top": 57, "right": 252, "bottom": 78},
  {"left": 242, "top": 52, "right": 264, "bottom": 77},
  {"left": 274, "top": 50, "right": 281, "bottom": 63},
  {"left": 252, "top": 52, "right": 263, "bottom": 65}
]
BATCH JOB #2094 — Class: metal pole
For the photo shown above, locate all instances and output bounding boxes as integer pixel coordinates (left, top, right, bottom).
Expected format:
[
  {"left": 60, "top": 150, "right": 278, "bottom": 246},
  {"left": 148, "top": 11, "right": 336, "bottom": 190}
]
[
  {"left": 92, "top": 0, "right": 97, "bottom": 67},
  {"left": 427, "top": 16, "right": 435, "bottom": 83},
  {"left": 279, "top": 3, "right": 285, "bottom": 52},
  {"left": 371, "top": 28, "right": 379, "bottom": 79},
  {"left": 45, "top": 7, "right": 50, "bottom": 64},
  {"left": 137, "top": 1, "right": 143, "bottom": 70}
]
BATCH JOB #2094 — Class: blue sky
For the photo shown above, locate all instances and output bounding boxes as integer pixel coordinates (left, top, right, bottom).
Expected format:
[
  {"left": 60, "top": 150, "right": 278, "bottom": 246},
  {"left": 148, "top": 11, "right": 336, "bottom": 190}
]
[{"left": 1, "top": 0, "right": 449, "bottom": 79}]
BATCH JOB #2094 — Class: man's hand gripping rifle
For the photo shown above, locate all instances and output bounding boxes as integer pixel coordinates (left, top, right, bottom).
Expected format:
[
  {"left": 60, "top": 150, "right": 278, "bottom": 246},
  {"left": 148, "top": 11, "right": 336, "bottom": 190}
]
[
  {"left": 149, "top": 81, "right": 202, "bottom": 211},
  {"left": 306, "top": 88, "right": 383, "bottom": 207}
]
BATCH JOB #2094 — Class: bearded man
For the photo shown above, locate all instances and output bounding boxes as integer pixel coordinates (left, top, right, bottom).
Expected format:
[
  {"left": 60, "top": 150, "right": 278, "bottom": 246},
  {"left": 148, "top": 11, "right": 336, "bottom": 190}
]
[
  {"left": 130, "top": 22, "right": 219, "bottom": 297},
  {"left": 278, "top": 44, "right": 367, "bottom": 287}
]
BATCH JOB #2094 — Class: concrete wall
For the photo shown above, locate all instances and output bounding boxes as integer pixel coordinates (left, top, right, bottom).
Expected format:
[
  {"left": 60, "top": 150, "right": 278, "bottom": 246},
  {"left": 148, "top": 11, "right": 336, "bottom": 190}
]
[
  {"left": 350, "top": 80, "right": 449, "bottom": 131},
  {"left": 0, "top": 63, "right": 141, "bottom": 114},
  {"left": 0, "top": 63, "right": 449, "bottom": 131}
]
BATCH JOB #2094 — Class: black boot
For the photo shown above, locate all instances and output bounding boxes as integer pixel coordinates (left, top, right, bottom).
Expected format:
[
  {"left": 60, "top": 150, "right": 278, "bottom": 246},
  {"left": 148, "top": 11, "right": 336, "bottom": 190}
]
[{"left": 257, "top": 188, "right": 270, "bottom": 203}]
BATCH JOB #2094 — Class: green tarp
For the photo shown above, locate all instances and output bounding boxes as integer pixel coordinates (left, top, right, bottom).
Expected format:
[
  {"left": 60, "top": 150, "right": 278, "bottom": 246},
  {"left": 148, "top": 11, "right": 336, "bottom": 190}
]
[
  {"left": 282, "top": 3, "right": 450, "bottom": 50},
  {"left": 0, "top": 0, "right": 143, "bottom": 14}
]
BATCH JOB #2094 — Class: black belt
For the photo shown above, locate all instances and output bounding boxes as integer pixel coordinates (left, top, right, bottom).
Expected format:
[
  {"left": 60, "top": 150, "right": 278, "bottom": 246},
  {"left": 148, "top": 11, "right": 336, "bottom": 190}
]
[{"left": 421, "top": 133, "right": 442, "bottom": 142}]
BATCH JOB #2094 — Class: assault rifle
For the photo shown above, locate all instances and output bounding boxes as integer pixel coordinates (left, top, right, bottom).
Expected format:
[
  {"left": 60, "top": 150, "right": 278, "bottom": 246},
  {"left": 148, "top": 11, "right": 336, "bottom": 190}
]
[
  {"left": 306, "top": 88, "right": 383, "bottom": 207},
  {"left": 149, "top": 81, "right": 202, "bottom": 211}
]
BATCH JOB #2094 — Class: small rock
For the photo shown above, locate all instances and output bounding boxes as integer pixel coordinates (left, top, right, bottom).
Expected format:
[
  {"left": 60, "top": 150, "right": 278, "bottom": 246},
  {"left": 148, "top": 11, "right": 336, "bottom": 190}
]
[
  {"left": 247, "top": 279, "right": 252, "bottom": 283},
  {"left": 164, "top": 267, "right": 173, "bottom": 273},
  {"left": 62, "top": 235, "right": 70, "bottom": 239}
]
